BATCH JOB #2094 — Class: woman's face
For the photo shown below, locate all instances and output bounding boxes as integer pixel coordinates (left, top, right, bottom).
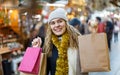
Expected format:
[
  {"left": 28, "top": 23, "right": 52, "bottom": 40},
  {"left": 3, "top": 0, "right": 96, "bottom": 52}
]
[{"left": 49, "top": 18, "right": 67, "bottom": 36}]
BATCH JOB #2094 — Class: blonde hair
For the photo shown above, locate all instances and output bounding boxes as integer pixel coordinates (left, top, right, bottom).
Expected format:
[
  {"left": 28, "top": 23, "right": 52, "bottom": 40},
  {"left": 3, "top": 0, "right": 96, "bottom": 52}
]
[{"left": 43, "top": 22, "right": 81, "bottom": 56}]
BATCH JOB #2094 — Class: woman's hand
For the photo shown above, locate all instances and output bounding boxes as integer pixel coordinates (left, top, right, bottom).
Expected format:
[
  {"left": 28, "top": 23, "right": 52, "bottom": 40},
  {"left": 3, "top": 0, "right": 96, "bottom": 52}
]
[{"left": 32, "top": 37, "right": 42, "bottom": 47}]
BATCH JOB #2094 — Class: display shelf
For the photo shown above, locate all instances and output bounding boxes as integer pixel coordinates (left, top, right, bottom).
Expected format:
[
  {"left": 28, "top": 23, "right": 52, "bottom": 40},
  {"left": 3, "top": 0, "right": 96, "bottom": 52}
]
[
  {"left": 0, "top": 25, "right": 10, "bottom": 29},
  {"left": 0, "top": 38, "right": 17, "bottom": 44},
  {"left": 0, "top": 47, "right": 10, "bottom": 55},
  {"left": 0, "top": 47, "right": 22, "bottom": 55}
]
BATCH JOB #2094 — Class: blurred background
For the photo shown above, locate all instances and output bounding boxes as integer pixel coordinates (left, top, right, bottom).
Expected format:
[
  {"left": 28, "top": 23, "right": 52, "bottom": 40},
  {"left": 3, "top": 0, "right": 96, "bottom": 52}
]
[{"left": 0, "top": 0, "right": 120, "bottom": 75}]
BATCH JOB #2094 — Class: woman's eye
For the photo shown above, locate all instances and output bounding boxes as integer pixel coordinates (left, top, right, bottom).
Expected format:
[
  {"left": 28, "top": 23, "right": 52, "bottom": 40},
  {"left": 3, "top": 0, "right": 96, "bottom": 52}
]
[
  {"left": 50, "top": 22, "right": 55, "bottom": 25},
  {"left": 58, "top": 20, "right": 63, "bottom": 23}
]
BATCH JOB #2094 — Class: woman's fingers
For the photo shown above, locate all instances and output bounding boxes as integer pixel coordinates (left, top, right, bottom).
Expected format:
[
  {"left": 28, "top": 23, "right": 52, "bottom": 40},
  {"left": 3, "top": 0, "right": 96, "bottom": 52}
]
[
  {"left": 36, "top": 37, "right": 42, "bottom": 47},
  {"left": 32, "top": 37, "right": 42, "bottom": 47}
]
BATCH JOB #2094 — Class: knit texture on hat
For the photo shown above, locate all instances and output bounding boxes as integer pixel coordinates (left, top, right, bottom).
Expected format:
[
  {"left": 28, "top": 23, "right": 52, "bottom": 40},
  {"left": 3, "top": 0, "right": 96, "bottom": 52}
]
[{"left": 48, "top": 8, "right": 67, "bottom": 23}]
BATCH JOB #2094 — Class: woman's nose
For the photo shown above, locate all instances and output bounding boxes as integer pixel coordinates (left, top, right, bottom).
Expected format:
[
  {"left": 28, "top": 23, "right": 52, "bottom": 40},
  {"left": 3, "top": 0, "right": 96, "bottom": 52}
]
[{"left": 54, "top": 22, "right": 60, "bottom": 27}]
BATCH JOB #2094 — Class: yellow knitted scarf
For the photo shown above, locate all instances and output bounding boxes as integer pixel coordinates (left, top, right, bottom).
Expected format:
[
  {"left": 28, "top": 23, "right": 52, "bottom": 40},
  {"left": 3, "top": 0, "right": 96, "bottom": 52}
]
[{"left": 52, "top": 31, "right": 69, "bottom": 75}]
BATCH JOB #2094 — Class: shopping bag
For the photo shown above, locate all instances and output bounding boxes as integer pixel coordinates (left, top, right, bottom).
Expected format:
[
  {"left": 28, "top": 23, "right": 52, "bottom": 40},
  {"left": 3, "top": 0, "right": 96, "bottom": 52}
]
[
  {"left": 18, "top": 47, "right": 42, "bottom": 74},
  {"left": 78, "top": 33, "right": 110, "bottom": 72},
  {"left": 38, "top": 53, "right": 47, "bottom": 75},
  {"left": 20, "top": 72, "right": 35, "bottom": 75}
]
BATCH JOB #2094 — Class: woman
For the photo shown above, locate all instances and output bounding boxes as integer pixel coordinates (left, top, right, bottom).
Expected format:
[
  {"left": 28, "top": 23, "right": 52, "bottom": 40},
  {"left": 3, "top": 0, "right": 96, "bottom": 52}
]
[{"left": 32, "top": 8, "right": 88, "bottom": 75}]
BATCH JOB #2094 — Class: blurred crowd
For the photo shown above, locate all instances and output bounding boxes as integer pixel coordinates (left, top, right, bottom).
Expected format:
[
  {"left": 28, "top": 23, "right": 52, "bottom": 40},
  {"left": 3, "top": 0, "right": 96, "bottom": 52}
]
[
  {"left": 25, "top": 13, "right": 120, "bottom": 51},
  {"left": 69, "top": 16, "right": 120, "bottom": 51}
]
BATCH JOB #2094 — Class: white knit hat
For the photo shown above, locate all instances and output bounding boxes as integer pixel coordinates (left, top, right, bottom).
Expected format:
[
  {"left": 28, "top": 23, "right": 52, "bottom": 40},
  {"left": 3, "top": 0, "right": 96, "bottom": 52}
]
[{"left": 48, "top": 8, "right": 68, "bottom": 23}]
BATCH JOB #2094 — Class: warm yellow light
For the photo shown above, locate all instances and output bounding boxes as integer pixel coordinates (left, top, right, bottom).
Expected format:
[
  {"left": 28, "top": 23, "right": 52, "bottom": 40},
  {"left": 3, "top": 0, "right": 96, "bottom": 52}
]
[
  {"left": 78, "top": 8, "right": 81, "bottom": 12},
  {"left": 46, "top": 3, "right": 65, "bottom": 7},
  {"left": 9, "top": 10, "right": 13, "bottom": 13}
]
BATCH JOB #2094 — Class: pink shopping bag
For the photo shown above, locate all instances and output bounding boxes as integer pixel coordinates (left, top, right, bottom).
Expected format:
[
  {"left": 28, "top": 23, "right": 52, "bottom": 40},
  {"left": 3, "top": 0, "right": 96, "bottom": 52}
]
[{"left": 18, "top": 47, "right": 42, "bottom": 74}]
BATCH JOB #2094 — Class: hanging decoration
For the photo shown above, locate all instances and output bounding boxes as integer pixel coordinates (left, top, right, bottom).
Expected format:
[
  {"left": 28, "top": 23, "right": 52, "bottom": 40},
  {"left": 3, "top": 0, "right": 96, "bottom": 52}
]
[
  {"left": 0, "top": 7, "right": 9, "bottom": 26},
  {"left": 36, "top": 5, "right": 43, "bottom": 14}
]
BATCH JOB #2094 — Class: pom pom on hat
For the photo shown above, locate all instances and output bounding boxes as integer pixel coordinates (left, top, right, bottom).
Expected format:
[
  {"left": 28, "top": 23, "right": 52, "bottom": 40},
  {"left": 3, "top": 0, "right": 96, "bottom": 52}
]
[{"left": 48, "top": 8, "right": 68, "bottom": 23}]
